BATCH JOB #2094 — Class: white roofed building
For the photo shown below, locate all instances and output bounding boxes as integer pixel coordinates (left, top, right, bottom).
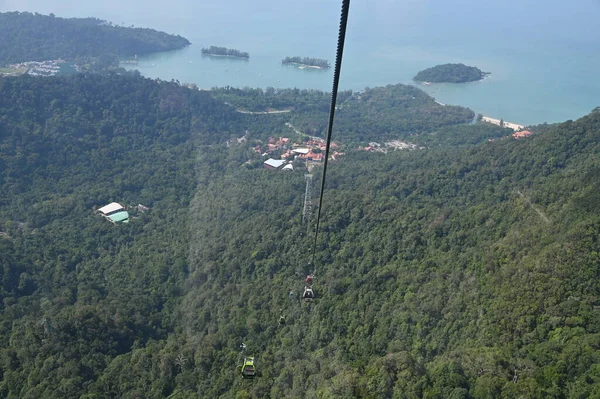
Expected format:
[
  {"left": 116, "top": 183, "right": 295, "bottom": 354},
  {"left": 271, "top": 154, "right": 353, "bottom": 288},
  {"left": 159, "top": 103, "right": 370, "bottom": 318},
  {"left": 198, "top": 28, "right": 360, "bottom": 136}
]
[
  {"left": 292, "top": 148, "right": 310, "bottom": 155},
  {"left": 264, "top": 159, "right": 286, "bottom": 169},
  {"left": 97, "top": 202, "right": 129, "bottom": 224},
  {"left": 98, "top": 202, "right": 124, "bottom": 215}
]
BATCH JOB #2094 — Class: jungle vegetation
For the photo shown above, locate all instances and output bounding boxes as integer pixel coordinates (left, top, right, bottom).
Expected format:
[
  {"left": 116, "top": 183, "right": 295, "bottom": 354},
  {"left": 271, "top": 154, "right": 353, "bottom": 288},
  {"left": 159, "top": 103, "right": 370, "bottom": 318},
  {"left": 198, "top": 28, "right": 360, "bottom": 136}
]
[
  {"left": 0, "top": 72, "right": 598, "bottom": 398},
  {"left": 414, "top": 63, "right": 489, "bottom": 84},
  {"left": 0, "top": 11, "right": 190, "bottom": 66},
  {"left": 212, "top": 84, "right": 476, "bottom": 143}
]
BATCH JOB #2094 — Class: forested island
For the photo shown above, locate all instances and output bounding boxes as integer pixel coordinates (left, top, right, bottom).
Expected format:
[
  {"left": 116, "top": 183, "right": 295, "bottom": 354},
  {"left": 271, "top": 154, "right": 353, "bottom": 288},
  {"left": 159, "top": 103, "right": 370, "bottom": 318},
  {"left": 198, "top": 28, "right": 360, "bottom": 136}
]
[
  {"left": 414, "top": 63, "right": 489, "bottom": 83},
  {"left": 201, "top": 46, "right": 249, "bottom": 59},
  {"left": 282, "top": 56, "right": 330, "bottom": 69},
  {"left": 0, "top": 70, "right": 599, "bottom": 397},
  {"left": 0, "top": 11, "right": 190, "bottom": 70}
]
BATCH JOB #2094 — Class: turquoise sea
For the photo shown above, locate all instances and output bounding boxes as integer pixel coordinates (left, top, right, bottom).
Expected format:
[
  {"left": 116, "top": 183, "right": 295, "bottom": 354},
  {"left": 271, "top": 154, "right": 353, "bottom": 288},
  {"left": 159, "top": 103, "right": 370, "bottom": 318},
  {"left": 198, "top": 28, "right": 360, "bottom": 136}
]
[{"left": 2, "top": 0, "right": 600, "bottom": 125}]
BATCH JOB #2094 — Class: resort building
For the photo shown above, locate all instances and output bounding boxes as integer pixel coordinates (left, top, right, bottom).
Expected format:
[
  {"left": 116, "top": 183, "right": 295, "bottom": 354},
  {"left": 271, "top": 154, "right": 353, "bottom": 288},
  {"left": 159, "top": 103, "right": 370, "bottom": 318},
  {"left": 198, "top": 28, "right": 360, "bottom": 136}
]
[
  {"left": 97, "top": 202, "right": 129, "bottom": 223},
  {"left": 264, "top": 159, "right": 287, "bottom": 169}
]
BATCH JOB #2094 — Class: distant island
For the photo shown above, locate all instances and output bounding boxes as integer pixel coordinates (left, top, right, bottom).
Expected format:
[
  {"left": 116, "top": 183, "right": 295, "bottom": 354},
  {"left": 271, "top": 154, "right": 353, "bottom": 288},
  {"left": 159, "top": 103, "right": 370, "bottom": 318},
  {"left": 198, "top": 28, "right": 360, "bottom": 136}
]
[
  {"left": 0, "top": 11, "right": 190, "bottom": 70},
  {"left": 201, "top": 46, "right": 249, "bottom": 59},
  {"left": 414, "top": 63, "right": 489, "bottom": 83},
  {"left": 282, "top": 56, "right": 330, "bottom": 69}
]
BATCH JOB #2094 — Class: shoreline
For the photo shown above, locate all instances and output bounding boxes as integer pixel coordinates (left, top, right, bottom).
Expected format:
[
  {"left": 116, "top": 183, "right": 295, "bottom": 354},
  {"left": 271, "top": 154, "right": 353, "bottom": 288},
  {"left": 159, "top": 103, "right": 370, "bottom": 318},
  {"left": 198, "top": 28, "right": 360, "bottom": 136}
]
[
  {"left": 201, "top": 53, "right": 249, "bottom": 60},
  {"left": 482, "top": 116, "right": 524, "bottom": 131},
  {"left": 417, "top": 75, "right": 489, "bottom": 85},
  {"left": 122, "top": 55, "right": 584, "bottom": 126},
  {"left": 282, "top": 62, "right": 328, "bottom": 70}
]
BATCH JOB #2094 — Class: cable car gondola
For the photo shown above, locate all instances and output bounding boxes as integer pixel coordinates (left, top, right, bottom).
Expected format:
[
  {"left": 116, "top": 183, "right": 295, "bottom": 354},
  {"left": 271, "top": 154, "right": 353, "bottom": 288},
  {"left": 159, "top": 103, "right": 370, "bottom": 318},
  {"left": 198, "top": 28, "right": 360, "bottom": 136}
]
[
  {"left": 302, "top": 286, "right": 315, "bottom": 301},
  {"left": 241, "top": 356, "right": 257, "bottom": 379}
]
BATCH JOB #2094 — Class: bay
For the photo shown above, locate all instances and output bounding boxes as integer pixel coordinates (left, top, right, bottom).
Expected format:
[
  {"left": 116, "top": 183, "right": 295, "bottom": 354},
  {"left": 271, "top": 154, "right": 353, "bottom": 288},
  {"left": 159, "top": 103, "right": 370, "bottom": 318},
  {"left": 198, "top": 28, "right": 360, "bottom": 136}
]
[{"left": 2, "top": 0, "right": 599, "bottom": 125}]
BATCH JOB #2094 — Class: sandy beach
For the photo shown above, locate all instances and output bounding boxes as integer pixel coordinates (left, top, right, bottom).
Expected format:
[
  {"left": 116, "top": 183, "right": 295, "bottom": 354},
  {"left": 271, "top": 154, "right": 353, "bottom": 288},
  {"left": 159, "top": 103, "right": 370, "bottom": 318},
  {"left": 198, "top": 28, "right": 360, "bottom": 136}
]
[
  {"left": 482, "top": 116, "right": 524, "bottom": 131},
  {"left": 295, "top": 64, "right": 324, "bottom": 70}
]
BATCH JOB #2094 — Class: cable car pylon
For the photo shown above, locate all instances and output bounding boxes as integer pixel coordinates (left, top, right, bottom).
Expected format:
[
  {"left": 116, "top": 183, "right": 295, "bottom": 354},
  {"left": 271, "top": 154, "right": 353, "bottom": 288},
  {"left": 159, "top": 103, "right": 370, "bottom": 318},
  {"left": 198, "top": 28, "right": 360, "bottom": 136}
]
[{"left": 302, "top": 173, "right": 313, "bottom": 223}]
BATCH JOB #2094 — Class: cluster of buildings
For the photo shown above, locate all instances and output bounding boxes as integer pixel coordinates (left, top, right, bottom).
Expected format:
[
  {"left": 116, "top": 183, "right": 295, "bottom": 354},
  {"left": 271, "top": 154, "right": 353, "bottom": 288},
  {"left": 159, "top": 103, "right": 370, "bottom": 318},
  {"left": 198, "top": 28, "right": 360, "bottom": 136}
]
[
  {"left": 512, "top": 130, "right": 532, "bottom": 139},
  {"left": 257, "top": 136, "right": 345, "bottom": 170},
  {"left": 8, "top": 60, "right": 69, "bottom": 76},
  {"left": 356, "top": 140, "right": 418, "bottom": 153}
]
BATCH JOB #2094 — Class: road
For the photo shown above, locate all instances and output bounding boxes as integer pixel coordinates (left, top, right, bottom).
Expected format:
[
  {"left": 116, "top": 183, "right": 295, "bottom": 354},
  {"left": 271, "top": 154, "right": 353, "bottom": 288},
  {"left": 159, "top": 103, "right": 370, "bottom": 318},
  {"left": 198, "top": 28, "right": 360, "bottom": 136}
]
[{"left": 236, "top": 109, "right": 292, "bottom": 115}]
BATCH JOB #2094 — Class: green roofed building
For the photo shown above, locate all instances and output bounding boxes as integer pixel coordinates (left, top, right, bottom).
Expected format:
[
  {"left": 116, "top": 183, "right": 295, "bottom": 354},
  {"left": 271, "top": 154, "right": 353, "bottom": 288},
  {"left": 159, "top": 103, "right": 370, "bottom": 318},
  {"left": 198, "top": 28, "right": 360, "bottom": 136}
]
[{"left": 107, "top": 211, "right": 129, "bottom": 223}]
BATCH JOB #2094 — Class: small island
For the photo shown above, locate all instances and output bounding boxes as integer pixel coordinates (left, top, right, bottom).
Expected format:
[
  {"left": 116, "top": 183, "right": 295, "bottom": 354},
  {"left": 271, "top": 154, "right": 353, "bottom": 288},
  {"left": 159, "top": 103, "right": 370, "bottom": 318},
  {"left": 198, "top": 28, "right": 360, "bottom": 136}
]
[
  {"left": 414, "top": 63, "right": 489, "bottom": 84},
  {"left": 282, "top": 56, "right": 330, "bottom": 69},
  {"left": 201, "top": 46, "right": 249, "bottom": 59}
]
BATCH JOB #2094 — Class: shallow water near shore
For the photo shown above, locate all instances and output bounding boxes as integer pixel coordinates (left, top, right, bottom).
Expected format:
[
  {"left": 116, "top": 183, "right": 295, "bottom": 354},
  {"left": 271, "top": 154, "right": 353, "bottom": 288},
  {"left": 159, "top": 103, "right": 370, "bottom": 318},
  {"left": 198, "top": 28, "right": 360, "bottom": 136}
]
[{"left": 2, "top": 0, "right": 600, "bottom": 125}]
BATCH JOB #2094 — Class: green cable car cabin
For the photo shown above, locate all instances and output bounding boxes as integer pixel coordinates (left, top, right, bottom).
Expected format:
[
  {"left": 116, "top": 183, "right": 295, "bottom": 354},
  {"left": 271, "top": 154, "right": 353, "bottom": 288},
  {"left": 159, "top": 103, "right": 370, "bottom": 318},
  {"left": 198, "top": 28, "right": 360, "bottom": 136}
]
[{"left": 241, "top": 357, "right": 257, "bottom": 379}]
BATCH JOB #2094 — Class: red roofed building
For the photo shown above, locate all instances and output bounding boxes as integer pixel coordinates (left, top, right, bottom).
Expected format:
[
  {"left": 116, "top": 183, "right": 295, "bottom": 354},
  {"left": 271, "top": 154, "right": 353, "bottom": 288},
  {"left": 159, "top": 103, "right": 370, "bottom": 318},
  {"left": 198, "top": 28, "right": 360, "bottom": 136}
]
[
  {"left": 276, "top": 137, "right": 290, "bottom": 146},
  {"left": 299, "top": 151, "right": 324, "bottom": 162},
  {"left": 513, "top": 130, "right": 532, "bottom": 139}
]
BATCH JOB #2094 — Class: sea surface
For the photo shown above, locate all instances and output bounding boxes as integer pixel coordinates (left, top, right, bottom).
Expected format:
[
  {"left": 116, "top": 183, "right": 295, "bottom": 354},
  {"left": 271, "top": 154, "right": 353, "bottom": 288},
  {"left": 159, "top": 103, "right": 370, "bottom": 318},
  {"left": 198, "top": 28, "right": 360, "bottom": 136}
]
[{"left": 2, "top": 0, "right": 600, "bottom": 125}]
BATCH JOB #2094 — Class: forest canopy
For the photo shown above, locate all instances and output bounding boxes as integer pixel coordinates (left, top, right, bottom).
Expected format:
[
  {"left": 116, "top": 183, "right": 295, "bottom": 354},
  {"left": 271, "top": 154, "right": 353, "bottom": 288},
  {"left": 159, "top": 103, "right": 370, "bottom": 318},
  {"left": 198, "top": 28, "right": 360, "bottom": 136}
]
[
  {"left": 211, "top": 84, "right": 475, "bottom": 143},
  {"left": 0, "top": 11, "right": 190, "bottom": 65},
  {"left": 0, "top": 71, "right": 599, "bottom": 398},
  {"left": 414, "top": 63, "right": 489, "bottom": 83}
]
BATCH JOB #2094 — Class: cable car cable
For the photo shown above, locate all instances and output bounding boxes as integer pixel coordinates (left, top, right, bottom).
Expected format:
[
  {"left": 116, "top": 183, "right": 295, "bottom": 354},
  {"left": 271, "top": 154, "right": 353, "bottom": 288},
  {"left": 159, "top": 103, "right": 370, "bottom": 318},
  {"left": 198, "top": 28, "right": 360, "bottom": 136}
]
[{"left": 310, "top": 0, "right": 351, "bottom": 275}]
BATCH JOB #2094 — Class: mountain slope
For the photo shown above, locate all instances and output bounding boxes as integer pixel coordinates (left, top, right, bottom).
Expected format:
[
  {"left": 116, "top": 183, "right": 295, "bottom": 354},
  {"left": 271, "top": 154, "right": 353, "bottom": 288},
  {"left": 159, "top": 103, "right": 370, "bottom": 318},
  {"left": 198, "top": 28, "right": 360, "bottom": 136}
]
[
  {"left": 175, "top": 109, "right": 600, "bottom": 397},
  {"left": 0, "top": 72, "right": 598, "bottom": 398}
]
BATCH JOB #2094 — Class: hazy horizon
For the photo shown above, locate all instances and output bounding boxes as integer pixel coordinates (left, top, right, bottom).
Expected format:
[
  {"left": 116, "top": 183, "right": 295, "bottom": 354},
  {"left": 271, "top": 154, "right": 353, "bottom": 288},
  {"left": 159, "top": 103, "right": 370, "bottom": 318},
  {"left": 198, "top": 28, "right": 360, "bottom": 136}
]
[{"left": 2, "top": 0, "right": 599, "bottom": 125}]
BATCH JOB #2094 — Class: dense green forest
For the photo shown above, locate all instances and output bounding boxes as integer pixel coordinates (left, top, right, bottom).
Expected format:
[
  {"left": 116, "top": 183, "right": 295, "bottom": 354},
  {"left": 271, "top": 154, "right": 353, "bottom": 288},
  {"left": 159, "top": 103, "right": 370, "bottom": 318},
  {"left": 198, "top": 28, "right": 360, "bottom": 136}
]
[
  {"left": 212, "top": 84, "right": 476, "bottom": 143},
  {"left": 0, "top": 11, "right": 190, "bottom": 66},
  {"left": 282, "top": 57, "right": 331, "bottom": 69},
  {"left": 201, "top": 46, "right": 250, "bottom": 59},
  {"left": 414, "top": 64, "right": 489, "bottom": 83},
  {"left": 0, "top": 72, "right": 599, "bottom": 398}
]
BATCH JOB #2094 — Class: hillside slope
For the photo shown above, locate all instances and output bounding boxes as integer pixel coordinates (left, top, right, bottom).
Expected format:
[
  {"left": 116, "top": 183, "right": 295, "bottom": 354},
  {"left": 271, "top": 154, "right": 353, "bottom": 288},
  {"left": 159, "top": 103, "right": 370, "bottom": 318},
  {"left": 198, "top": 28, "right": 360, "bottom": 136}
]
[
  {"left": 0, "top": 11, "right": 190, "bottom": 65},
  {"left": 178, "top": 109, "right": 600, "bottom": 398},
  {"left": 212, "top": 84, "right": 475, "bottom": 143},
  {"left": 0, "top": 73, "right": 598, "bottom": 398}
]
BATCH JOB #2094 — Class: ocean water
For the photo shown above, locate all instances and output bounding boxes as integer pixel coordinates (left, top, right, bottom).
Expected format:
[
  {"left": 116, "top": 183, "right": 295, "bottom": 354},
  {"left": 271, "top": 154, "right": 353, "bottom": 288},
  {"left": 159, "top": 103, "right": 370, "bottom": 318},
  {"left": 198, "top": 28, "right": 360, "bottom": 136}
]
[{"left": 2, "top": 0, "right": 600, "bottom": 125}]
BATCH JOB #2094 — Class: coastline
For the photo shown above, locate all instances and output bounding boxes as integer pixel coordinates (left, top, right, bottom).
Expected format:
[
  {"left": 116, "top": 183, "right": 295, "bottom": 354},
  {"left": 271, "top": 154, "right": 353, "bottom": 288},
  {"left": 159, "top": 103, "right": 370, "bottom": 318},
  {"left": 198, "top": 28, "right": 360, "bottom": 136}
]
[
  {"left": 124, "top": 47, "right": 593, "bottom": 126},
  {"left": 201, "top": 53, "right": 249, "bottom": 60},
  {"left": 416, "top": 74, "right": 488, "bottom": 85},
  {"left": 481, "top": 116, "right": 524, "bottom": 131},
  {"left": 282, "top": 62, "right": 327, "bottom": 70}
]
